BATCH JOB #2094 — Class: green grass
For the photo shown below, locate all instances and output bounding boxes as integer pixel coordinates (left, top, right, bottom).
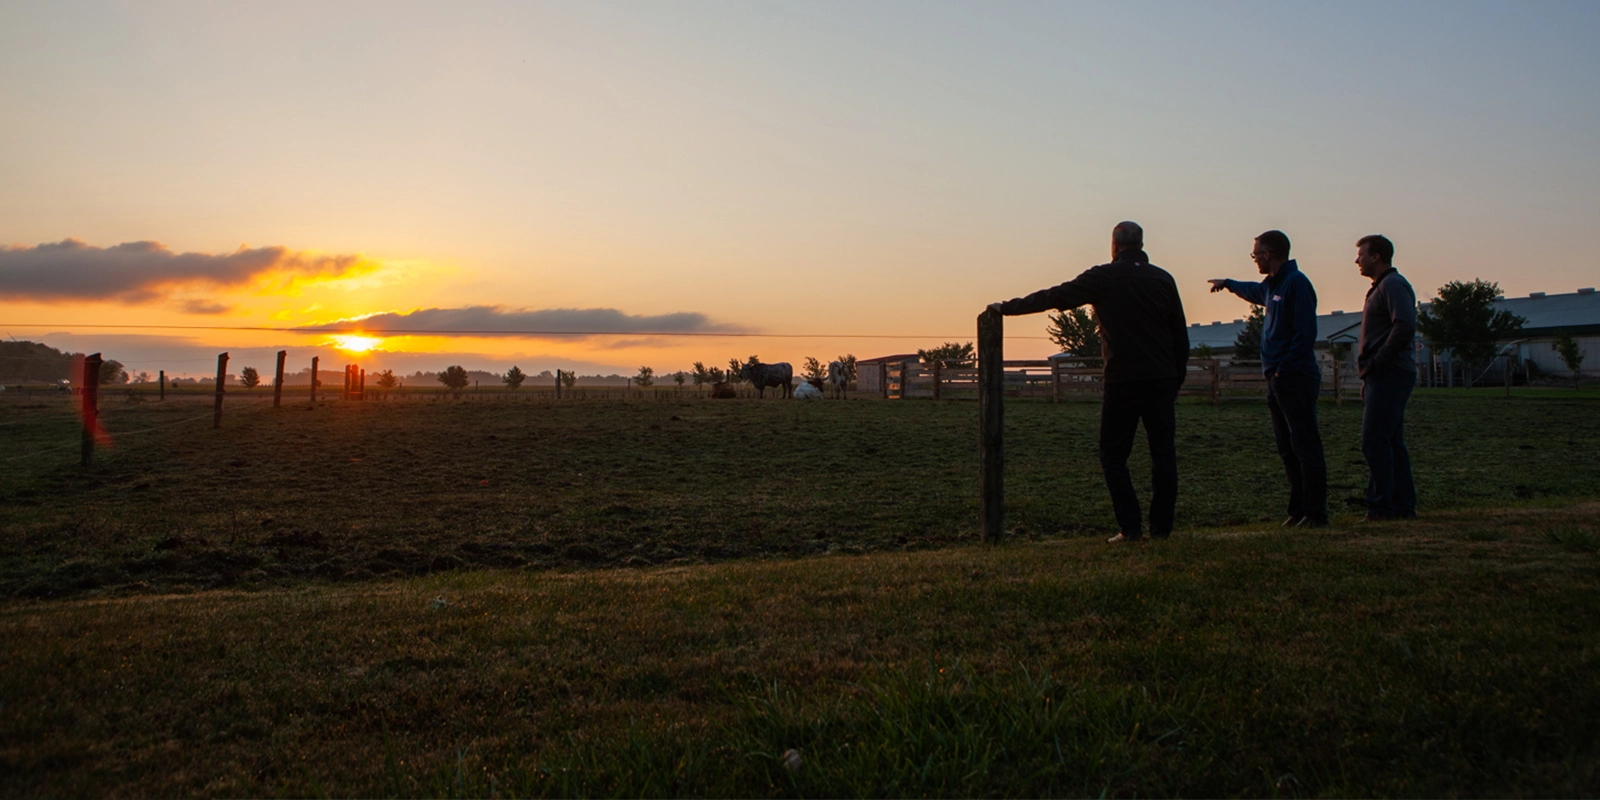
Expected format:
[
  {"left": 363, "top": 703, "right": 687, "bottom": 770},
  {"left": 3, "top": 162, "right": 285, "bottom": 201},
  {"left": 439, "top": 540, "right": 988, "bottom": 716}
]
[
  {"left": 1, "top": 389, "right": 1597, "bottom": 598},
  {"left": 1, "top": 389, "right": 1598, "bottom": 795},
  {"left": 1, "top": 504, "right": 1597, "bottom": 796}
]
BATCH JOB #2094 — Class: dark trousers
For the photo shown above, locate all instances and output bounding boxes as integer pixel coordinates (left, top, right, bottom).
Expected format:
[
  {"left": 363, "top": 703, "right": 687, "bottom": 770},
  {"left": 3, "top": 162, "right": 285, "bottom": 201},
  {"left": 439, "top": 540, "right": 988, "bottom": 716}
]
[
  {"left": 1362, "top": 373, "right": 1416, "bottom": 517},
  {"left": 1265, "top": 370, "right": 1327, "bottom": 522},
  {"left": 1099, "top": 378, "right": 1180, "bottom": 538}
]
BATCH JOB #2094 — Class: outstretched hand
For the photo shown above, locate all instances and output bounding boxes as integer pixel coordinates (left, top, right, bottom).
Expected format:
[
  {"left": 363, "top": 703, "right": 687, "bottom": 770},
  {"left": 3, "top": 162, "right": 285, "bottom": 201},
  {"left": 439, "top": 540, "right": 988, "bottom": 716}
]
[{"left": 1207, "top": 279, "right": 1228, "bottom": 293}]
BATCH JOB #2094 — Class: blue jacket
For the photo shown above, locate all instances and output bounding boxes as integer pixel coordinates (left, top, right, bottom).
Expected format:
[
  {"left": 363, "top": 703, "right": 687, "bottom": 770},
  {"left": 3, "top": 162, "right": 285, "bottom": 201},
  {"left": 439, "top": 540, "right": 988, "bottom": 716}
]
[{"left": 1223, "top": 260, "right": 1320, "bottom": 379}]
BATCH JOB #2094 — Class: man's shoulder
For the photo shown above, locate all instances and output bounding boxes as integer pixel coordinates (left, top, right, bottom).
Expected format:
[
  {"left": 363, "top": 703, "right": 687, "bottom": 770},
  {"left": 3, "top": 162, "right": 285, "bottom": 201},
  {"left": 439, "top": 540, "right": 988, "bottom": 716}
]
[
  {"left": 1097, "top": 259, "right": 1176, "bottom": 280},
  {"left": 1283, "top": 267, "right": 1316, "bottom": 289}
]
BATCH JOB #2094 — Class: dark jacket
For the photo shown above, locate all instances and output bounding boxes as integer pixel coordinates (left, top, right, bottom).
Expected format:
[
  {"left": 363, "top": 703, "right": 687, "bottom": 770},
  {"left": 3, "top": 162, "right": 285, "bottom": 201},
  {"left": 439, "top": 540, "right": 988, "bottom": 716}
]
[
  {"left": 997, "top": 249, "right": 1189, "bottom": 384},
  {"left": 1222, "top": 260, "right": 1320, "bottom": 379},
  {"left": 1357, "top": 268, "right": 1418, "bottom": 379}
]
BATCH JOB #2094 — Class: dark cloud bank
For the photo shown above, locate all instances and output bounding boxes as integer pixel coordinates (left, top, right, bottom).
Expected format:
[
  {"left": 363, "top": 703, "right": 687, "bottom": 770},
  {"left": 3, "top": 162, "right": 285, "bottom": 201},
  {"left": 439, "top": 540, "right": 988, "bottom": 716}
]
[
  {"left": 0, "top": 238, "right": 366, "bottom": 303},
  {"left": 305, "top": 306, "right": 743, "bottom": 338}
]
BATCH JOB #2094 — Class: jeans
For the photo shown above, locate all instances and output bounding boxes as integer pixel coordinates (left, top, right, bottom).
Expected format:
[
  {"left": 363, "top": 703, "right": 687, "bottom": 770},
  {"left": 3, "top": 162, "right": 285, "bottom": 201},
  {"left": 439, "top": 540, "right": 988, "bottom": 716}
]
[
  {"left": 1266, "top": 369, "right": 1328, "bottom": 522},
  {"left": 1362, "top": 372, "right": 1416, "bottom": 517},
  {"left": 1099, "top": 378, "right": 1180, "bottom": 538}
]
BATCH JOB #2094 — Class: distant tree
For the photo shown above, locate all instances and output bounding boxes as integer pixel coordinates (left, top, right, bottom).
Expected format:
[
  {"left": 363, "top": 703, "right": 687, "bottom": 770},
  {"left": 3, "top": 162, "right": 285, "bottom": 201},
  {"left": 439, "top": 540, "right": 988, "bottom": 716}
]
[
  {"left": 673, "top": 371, "right": 686, "bottom": 388},
  {"left": 1553, "top": 331, "right": 1586, "bottom": 390},
  {"left": 1046, "top": 307, "right": 1102, "bottom": 358},
  {"left": 727, "top": 356, "right": 752, "bottom": 383},
  {"left": 132, "top": 370, "right": 151, "bottom": 384},
  {"left": 802, "top": 357, "right": 827, "bottom": 383},
  {"left": 1233, "top": 306, "right": 1265, "bottom": 361},
  {"left": 98, "top": 359, "right": 128, "bottom": 385},
  {"left": 691, "top": 361, "right": 712, "bottom": 388},
  {"left": 375, "top": 369, "right": 398, "bottom": 390},
  {"left": 634, "top": 366, "right": 654, "bottom": 387},
  {"left": 833, "top": 353, "right": 858, "bottom": 383},
  {"left": 560, "top": 370, "right": 577, "bottom": 390},
  {"left": 0, "top": 341, "right": 75, "bottom": 382},
  {"left": 503, "top": 365, "right": 526, "bottom": 390},
  {"left": 438, "top": 365, "right": 470, "bottom": 390},
  {"left": 708, "top": 366, "right": 726, "bottom": 384},
  {"left": 239, "top": 366, "right": 261, "bottom": 390},
  {"left": 917, "top": 342, "right": 975, "bottom": 369},
  {"left": 1417, "top": 279, "right": 1526, "bottom": 388},
  {"left": 1191, "top": 343, "right": 1214, "bottom": 360}
]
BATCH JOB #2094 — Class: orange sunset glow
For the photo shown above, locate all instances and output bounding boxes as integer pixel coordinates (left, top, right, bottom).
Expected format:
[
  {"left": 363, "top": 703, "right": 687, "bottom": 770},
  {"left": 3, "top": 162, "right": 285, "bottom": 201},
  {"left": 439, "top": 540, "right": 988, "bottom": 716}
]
[
  {"left": 1, "top": 3, "right": 1596, "bottom": 382},
  {"left": 333, "top": 335, "right": 383, "bottom": 354}
]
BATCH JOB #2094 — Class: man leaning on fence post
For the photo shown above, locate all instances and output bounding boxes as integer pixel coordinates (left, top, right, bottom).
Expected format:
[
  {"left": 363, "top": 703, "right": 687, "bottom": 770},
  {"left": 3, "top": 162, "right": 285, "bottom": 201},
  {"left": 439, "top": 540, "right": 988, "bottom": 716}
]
[
  {"left": 988, "top": 221, "right": 1190, "bottom": 543},
  {"left": 1354, "top": 234, "right": 1417, "bottom": 522},
  {"left": 1208, "top": 230, "right": 1328, "bottom": 528}
]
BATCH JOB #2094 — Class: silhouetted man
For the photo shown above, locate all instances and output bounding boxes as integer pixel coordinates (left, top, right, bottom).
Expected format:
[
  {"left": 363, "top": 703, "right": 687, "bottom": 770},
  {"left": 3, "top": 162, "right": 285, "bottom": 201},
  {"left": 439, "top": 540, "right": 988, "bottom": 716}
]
[
  {"left": 1208, "top": 230, "right": 1328, "bottom": 527},
  {"left": 1354, "top": 234, "right": 1417, "bottom": 521},
  {"left": 990, "top": 221, "right": 1189, "bottom": 542}
]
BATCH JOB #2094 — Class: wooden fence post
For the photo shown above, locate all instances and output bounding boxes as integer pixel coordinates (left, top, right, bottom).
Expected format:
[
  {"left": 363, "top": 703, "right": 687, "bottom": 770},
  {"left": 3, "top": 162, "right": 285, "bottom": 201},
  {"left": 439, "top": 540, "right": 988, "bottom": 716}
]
[
  {"left": 81, "top": 353, "right": 101, "bottom": 466},
  {"left": 1333, "top": 353, "right": 1342, "bottom": 406},
  {"left": 932, "top": 361, "right": 942, "bottom": 400},
  {"left": 273, "top": 350, "right": 286, "bottom": 408},
  {"left": 880, "top": 362, "right": 889, "bottom": 400},
  {"left": 979, "top": 308, "right": 1004, "bottom": 544},
  {"left": 310, "top": 356, "right": 319, "bottom": 404},
  {"left": 159, "top": 369, "right": 165, "bottom": 401},
  {"left": 212, "top": 352, "right": 229, "bottom": 429},
  {"left": 359, "top": 368, "right": 366, "bottom": 401},
  {"left": 555, "top": 370, "right": 562, "bottom": 400}
]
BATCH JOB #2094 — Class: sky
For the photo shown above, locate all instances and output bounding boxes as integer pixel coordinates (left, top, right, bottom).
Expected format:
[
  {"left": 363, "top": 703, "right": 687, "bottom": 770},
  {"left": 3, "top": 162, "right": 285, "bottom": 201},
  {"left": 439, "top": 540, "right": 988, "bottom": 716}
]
[{"left": 3, "top": 0, "right": 1597, "bottom": 379}]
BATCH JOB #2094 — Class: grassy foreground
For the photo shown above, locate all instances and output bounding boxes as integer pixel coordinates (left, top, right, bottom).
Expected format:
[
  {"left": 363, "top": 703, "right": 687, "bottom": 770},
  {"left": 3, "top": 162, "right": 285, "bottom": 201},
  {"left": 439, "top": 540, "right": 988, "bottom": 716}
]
[
  {"left": 3, "top": 389, "right": 1598, "bottom": 598},
  {"left": 3, "top": 502, "right": 1598, "bottom": 797}
]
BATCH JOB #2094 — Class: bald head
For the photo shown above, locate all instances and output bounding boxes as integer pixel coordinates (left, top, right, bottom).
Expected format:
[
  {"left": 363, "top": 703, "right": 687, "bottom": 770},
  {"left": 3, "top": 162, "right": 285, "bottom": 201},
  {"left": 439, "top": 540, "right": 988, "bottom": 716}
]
[{"left": 1112, "top": 221, "right": 1144, "bottom": 256}]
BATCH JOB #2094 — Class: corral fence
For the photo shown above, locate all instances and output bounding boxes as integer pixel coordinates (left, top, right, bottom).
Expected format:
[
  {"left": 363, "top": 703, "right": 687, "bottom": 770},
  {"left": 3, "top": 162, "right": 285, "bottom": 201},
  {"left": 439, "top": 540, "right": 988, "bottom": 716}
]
[{"left": 872, "top": 353, "right": 1364, "bottom": 405}]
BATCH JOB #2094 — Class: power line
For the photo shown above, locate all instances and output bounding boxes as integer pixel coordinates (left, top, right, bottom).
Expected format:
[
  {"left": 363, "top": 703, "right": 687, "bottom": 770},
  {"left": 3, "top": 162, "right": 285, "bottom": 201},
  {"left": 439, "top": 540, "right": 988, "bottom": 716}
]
[{"left": 0, "top": 322, "right": 1051, "bottom": 341}]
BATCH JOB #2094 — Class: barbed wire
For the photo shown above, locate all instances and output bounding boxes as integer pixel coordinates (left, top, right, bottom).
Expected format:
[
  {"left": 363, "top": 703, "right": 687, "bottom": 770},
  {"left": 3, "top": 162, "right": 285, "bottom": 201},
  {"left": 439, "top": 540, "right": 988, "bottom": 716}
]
[
  {"left": 0, "top": 322, "right": 1054, "bottom": 341},
  {"left": 0, "top": 396, "right": 275, "bottom": 463}
]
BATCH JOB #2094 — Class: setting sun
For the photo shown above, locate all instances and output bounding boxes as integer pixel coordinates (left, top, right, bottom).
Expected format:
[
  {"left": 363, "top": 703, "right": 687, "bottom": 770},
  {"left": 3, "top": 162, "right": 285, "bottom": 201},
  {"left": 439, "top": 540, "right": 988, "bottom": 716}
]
[{"left": 333, "top": 335, "right": 382, "bottom": 353}]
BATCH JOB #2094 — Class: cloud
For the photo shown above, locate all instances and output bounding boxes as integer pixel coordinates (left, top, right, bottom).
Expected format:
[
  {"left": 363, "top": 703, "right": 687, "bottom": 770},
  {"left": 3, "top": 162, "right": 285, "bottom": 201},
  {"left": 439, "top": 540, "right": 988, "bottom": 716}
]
[
  {"left": 303, "top": 305, "right": 746, "bottom": 338},
  {"left": 175, "top": 299, "right": 234, "bottom": 315},
  {"left": 0, "top": 238, "right": 375, "bottom": 303}
]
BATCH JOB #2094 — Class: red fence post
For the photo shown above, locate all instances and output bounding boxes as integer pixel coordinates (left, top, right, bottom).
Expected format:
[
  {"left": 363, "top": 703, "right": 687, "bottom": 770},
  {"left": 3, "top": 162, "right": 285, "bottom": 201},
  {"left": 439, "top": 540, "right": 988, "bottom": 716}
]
[{"left": 81, "top": 353, "right": 102, "bottom": 466}]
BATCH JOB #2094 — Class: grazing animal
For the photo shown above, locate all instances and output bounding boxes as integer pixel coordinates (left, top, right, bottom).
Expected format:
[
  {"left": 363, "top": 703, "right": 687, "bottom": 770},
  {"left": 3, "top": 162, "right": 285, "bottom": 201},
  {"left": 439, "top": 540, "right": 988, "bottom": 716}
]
[
  {"left": 738, "top": 360, "right": 794, "bottom": 399},
  {"left": 710, "top": 381, "right": 737, "bottom": 399},
  {"left": 793, "top": 380, "right": 822, "bottom": 400},
  {"left": 826, "top": 361, "right": 849, "bottom": 399}
]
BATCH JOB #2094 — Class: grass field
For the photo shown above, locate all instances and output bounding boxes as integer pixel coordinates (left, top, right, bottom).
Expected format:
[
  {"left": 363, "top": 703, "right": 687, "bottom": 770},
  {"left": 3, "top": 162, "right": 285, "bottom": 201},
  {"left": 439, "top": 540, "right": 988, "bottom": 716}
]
[{"left": 2, "top": 389, "right": 1598, "bottom": 796}]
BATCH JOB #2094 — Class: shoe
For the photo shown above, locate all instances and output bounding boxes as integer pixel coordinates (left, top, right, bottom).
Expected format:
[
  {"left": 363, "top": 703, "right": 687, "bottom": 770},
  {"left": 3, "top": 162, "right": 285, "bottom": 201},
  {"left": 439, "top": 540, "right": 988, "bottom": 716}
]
[
  {"left": 1296, "top": 517, "right": 1329, "bottom": 529},
  {"left": 1282, "top": 516, "right": 1304, "bottom": 527},
  {"left": 1107, "top": 533, "right": 1141, "bottom": 543}
]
